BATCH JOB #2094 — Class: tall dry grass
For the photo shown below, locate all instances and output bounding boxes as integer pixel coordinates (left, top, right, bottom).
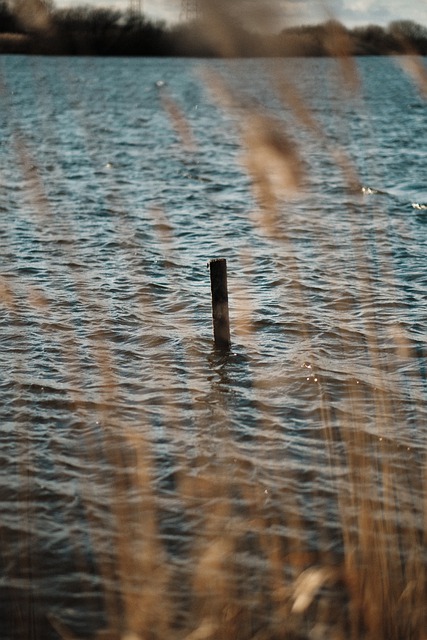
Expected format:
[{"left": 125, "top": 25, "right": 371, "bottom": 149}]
[{"left": 1, "top": 1, "right": 426, "bottom": 640}]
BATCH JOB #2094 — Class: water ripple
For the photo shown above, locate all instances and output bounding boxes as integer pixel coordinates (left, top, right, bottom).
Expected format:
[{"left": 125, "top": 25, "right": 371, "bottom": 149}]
[{"left": 0, "top": 55, "right": 426, "bottom": 639}]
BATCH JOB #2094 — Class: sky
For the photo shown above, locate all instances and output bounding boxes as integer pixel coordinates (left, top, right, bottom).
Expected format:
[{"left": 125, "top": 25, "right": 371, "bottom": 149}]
[{"left": 53, "top": 0, "right": 427, "bottom": 29}]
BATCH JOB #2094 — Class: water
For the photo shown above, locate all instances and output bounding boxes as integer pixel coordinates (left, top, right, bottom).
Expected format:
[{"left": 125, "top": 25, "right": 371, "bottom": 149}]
[{"left": 0, "top": 55, "right": 426, "bottom": 639}]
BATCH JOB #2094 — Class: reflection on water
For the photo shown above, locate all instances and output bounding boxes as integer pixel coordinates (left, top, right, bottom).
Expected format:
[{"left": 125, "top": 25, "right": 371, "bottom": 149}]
[{"left": 0, "top": 55, "right": 426, "bottom": 639}]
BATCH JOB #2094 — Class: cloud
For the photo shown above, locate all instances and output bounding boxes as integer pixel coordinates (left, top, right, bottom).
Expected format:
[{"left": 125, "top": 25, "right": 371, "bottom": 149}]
[
  {"left": 317, "top": 0, "right": 427, "bottom": 25},
  {"left": 52, "top": 0, "right": 427, "bottom": 27}
]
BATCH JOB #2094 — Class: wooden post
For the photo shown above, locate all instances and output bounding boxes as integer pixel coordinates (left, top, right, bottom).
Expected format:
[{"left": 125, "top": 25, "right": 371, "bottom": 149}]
[{"left": 209, "top": 258, "right": 231, "bottom": 350}]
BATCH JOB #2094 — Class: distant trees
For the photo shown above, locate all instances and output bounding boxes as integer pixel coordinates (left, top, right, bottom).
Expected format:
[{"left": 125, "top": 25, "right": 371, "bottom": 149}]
[
  {"left": 276, "top": 21, "right": 427, "bottom": 57},
  {"left": 114, "top": 13, "right": 170, "bottom": 56},
  {"left": 0, "top": 1, "right": 427, "bottom": 57},
  {"left": 0, "top": 0, "right": 19, "bottom": 32},
  {"left": 389, "top": 19, "right": 427, "bottom": 41},
  {"left": 349, "top": 25, "right": 397, "bottom": 55},
  {"left": 276, "top": 24, "right": 325, "bottom": 56},
  {"left": 52, "top": 6, "right": 125, "bottom": 54},
  {"left": 0, "top": 2, "right": 172, "bottom": 55},
  {"left": 388, "top": 20, "right": 427, "bottom": 54}
]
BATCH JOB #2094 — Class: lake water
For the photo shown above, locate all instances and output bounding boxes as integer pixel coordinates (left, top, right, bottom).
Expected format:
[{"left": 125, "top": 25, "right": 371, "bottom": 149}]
[{"left": 0, "top": 55, "right": 426, "bottom": 639}]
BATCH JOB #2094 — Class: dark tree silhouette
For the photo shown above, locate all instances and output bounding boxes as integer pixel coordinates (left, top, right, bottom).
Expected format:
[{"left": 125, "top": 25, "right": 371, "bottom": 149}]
[
  {"left": 1, "top": 1, "right": 427, "bottom": 57},
  {"left": 0, "top": 0, "right": 19, "bottom": 32},
  {"left": 351, "top": 24, "right": 401, "bottom": 55},
  {"left": 388, "top": 20, "right": 427, "bottom": 54}
]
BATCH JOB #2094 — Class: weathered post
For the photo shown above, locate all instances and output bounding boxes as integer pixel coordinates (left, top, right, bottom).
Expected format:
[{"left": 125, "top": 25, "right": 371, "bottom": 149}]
[{"left": 209, "top": 258, "right": 231, "bottom": 350}]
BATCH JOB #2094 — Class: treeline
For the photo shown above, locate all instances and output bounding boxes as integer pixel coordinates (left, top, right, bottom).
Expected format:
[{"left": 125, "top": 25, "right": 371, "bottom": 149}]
[
  {"left": 1, "top": 0, "right": 427, "bottom": 57},
  {"left": 0, "top": 1, "right": 175, "bottom": 55},
  {"left": 275, "top": 20, "right": 427, "bottom": 57}
]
